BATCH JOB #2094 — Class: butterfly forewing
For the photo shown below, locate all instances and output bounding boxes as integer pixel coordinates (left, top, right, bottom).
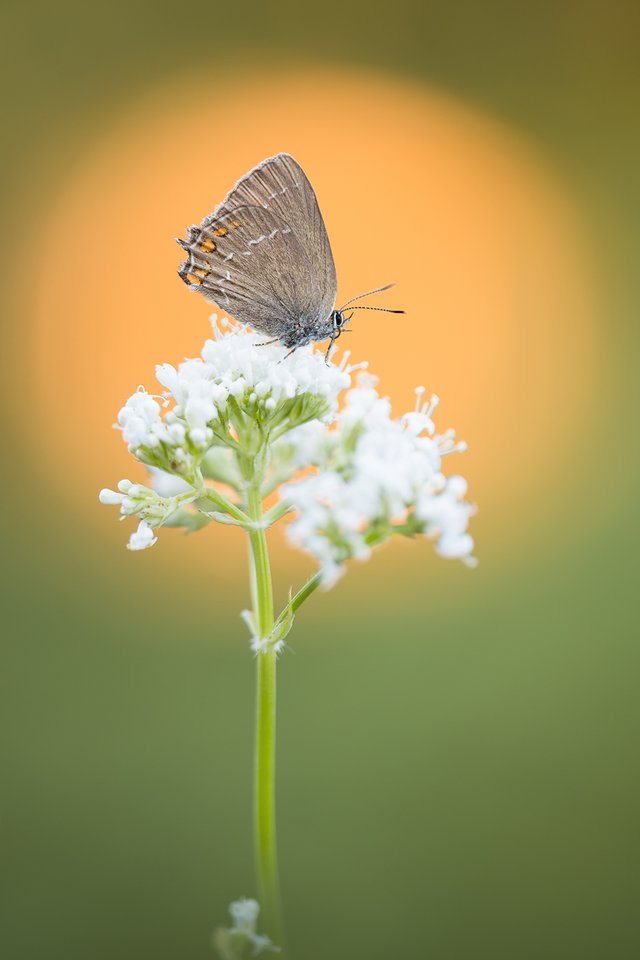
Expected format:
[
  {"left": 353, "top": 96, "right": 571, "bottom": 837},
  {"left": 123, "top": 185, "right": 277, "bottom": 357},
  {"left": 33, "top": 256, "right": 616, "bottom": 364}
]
[
  {"left": 211, "top": 154, "right": 336, "bottom": 320},
  {"left": 179, "top": 154, "right": 338, "bottom": 344}
]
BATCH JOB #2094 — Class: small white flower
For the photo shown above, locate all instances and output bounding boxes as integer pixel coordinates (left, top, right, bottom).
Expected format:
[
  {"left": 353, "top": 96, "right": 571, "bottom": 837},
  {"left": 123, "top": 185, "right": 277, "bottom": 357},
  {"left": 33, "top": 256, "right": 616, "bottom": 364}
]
[
  {"left": 167, "top": 422, "right": 186, "bottom": 445},
  {"left": 99, "top": 478, "right": 135, "bottom": 505},
  {"left": 127, "top": 520, "right": 157, "bottom": 551},
  {"left": 147, "top": 466, "right": 193, "bottom": 498},
  {"left": 228, "top": 898, "right": 260, "bottom": 932},
  {"left": 214, "top": 897, "right": 277, "bottom": 958},
  {"left": 118, "top": 389, "right": 165, "bottom": 451},
  {"left": 417, "top": 474, "right": 476, "bottom": 563},
  {"left": 437, "top": 532, "right": 476, "bottom": 561}
]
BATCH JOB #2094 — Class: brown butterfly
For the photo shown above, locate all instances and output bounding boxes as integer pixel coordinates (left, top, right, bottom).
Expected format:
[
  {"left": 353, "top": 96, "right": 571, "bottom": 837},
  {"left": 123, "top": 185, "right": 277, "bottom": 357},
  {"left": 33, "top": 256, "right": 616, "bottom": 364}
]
[{"left": 177, "top": 153, "right": 403, "bottom": 359}]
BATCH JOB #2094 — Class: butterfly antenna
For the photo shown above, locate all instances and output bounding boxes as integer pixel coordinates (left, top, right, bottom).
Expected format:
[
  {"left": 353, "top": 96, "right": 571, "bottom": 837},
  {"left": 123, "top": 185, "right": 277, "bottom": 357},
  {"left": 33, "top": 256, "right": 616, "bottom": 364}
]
[
  {"left": 347, "top": 305, "right": 405, "bottom": 314},
  {"left": 339, "top": 283, "right": 396, "bottom": 310}
]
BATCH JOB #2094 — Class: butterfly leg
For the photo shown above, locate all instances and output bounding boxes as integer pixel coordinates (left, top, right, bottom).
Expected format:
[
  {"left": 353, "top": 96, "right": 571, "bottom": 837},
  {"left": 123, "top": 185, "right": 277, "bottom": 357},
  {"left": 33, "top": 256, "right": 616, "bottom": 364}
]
[
  {"left": 254, "top": 338, "right": 280, "bottom": 347},
  {"left": 324, "top": 337, "right": 338, "bottom": 365},
  {"left": 277, "top": 346, "right": 298, "bottom": 364}
]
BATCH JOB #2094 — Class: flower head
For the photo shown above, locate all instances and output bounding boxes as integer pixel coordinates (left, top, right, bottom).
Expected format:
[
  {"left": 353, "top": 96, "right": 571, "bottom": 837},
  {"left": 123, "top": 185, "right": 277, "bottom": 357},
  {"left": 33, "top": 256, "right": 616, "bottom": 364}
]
[
  {"left": 100, "top": 315, "right": 475, "bottom": 581},
  {"left": 101, "top": 316, "right": 356, "bottom": 548},
  {"left": 279, "top": 376, "right": 475, "bottom": 584}
]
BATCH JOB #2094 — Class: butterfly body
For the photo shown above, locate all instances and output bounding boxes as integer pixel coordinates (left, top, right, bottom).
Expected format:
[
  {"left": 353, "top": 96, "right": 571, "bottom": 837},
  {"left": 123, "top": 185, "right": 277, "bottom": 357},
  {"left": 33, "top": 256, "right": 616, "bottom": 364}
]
[{"left": 177, "top": 153, "right": 401, "bottom": 356}]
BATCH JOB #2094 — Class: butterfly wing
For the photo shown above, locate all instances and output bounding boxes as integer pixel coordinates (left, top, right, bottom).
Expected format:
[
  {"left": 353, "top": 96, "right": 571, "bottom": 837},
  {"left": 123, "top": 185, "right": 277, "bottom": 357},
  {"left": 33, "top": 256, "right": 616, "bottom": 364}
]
[
  {"left": 178, "top": 204, "right": 318, "bottom": 340},
  {"left": 206, "top": 153, "right": 337, "bottom": 325}
]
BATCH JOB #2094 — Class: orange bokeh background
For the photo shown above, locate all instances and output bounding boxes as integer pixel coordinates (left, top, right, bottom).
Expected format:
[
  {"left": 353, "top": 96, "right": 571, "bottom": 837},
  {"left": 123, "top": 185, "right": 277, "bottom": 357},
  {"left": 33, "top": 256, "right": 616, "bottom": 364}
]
[{"left": 24, "top": 67, "right": 599, "bottom": 578}]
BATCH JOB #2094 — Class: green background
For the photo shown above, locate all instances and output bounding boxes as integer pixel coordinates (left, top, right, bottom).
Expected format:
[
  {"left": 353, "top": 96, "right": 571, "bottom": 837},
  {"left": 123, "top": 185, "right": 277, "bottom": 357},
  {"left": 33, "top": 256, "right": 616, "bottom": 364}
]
[{"left": 2, "top": 2, "right": 639, "bottom": 958}]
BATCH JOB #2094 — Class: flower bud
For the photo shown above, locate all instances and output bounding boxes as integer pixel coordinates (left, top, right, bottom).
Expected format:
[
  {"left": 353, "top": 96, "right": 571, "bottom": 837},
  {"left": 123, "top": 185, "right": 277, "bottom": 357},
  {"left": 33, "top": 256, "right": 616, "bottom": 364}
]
[{"left": 98, "top": 488, "right": 123, "bottom": 505}]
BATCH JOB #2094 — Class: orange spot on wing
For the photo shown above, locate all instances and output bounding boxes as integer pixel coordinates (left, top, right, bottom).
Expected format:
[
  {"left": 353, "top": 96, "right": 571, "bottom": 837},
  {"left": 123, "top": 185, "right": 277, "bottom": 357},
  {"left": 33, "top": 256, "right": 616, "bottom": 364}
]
[{"left": 200, "top": 237, "right": 216, "bottom": 252}]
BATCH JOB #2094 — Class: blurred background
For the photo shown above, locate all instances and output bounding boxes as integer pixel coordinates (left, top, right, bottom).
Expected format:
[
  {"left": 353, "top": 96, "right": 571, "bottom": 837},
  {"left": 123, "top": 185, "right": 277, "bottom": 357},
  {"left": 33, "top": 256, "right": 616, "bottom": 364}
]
[{"left": 2, "top": 2, "right": 639, "bottom": 958}]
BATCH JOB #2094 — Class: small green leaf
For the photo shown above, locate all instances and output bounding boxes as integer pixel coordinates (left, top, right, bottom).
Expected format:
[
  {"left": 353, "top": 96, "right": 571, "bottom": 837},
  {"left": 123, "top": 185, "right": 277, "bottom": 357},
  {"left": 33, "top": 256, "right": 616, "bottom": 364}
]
[{"left": 270, "top": 588, "right": 296, "bottom": 648}]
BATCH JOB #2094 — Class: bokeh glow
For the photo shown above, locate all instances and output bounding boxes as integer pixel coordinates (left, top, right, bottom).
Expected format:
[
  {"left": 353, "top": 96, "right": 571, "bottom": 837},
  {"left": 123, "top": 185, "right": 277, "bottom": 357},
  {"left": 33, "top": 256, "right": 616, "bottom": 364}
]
[{"left": 26, "top": 67, "right": 599, "bottom": 577}]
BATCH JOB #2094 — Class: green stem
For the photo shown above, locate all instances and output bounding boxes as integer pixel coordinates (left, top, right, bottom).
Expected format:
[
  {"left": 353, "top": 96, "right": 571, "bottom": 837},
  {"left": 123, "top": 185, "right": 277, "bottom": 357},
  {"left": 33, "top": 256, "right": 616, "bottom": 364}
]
[
  {"left": 246, "top": 479, "right": 285, "bottom": 952},
  {"left": 247, "top": 484, "right": 274, "bottom": 634},
  {"left": 254, "top": 650, "right": 282, "bottom": 947},
  {"left": 199, "top": 483, "right": 250, "bottom": 524}
]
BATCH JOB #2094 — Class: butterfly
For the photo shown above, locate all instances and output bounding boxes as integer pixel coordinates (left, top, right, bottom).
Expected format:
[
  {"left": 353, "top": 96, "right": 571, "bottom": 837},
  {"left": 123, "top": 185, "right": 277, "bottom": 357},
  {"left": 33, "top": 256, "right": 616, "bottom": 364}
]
[{"left": 177, "top": 153, "right": 403, "bottom": 360}]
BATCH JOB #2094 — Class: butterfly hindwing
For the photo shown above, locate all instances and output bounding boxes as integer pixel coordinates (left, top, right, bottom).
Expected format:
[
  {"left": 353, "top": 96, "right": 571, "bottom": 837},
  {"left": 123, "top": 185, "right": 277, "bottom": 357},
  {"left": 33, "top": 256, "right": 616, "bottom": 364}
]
[{"left": 178, "top": 204, "right": 318, "bottom": 341}]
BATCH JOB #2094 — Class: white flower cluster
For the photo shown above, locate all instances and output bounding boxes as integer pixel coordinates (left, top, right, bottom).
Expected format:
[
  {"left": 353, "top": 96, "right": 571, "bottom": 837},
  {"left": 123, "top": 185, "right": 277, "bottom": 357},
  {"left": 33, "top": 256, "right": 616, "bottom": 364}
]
[
  {"left": 280, "top": 375, "right": 476, "bottom": 586},
  {"left": 101, "top": 317, "right": 354, "bottom": 549},
  {"left": 213, "top": 898, "right": 276, "bottom": 958},
  {"left": 117, "top": 316, "right": 350, "bottom": 464},
  {"left": 100, "top": 315, "right": 475, "bottom": 577}
]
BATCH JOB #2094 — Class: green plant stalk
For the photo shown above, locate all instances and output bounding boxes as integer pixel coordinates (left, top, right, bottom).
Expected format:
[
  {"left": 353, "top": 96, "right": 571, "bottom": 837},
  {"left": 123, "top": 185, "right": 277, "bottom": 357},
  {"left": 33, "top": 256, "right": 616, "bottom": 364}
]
[
  {"left": 246, "top": 478, "right": 285, "bottom": 952},
  {"left": 254, "top": 649, "right": 282, "bottom": 946}
]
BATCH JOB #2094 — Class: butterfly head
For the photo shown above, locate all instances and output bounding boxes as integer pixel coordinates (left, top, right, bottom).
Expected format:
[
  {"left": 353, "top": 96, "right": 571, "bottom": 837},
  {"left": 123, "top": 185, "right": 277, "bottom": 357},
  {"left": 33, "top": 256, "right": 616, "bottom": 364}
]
[
  {"left": 330, "top": 309, "right": 352, "bottom": 338},
  {"left": 316, "top": 309, "right": 352, "bottom": 363},
  {"left": 320, "top": 285, "right": 405, "bottom": 362}
]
